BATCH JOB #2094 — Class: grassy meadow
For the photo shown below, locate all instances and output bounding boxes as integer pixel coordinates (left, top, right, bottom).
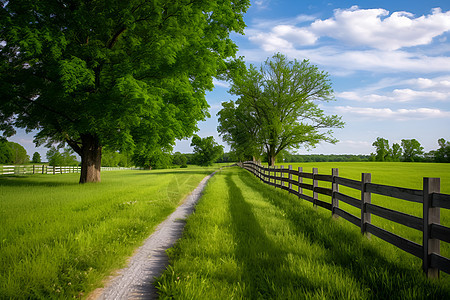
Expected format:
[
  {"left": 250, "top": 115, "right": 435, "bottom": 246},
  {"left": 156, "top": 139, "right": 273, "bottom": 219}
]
[
  {"left": 0, "top": 166, "right": 219, "bottom": 299},
  {"left": 273, "top": 162, "right": 450, "bottom": 258},
  {"left": 156, "top": 165, "right": 450, "bottom": 299}
]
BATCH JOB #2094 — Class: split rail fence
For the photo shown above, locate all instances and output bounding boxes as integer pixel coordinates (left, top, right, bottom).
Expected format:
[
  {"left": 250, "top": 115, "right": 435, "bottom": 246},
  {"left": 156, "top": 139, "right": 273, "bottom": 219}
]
[
  {"left": 0, "top": 165, "right": 140, "bottom": 175},
  {"left": 240, "top": 161, "right": 450, "bottom": 278}
]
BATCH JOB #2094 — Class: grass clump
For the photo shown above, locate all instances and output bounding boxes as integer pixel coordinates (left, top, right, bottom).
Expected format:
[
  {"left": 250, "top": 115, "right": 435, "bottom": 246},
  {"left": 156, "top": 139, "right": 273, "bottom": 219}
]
[
  {"left": 0, "top": 166, "right": 218, "bottom": 299},
  {"left": 156, "top": 167, "right": 450, "bottom": 299}
]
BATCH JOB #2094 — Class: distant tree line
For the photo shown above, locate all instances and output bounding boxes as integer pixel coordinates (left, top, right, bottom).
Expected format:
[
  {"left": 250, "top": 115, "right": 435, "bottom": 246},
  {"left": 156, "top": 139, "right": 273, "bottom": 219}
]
[
  {"left": 280, "top": 152, "right": 371, "bottom": 163},
  {"left": 371, "top": 137, "right": 450, "bottom": 163}
]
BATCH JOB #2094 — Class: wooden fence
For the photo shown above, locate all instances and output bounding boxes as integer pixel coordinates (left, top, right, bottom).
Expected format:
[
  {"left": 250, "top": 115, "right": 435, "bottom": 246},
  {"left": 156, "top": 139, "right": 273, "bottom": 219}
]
[
  {"left": 0, "top": 165, "right": 141, "bottom": 175},
  {"left": 240, "top": 161, "right": 450, "bottom": 279}
]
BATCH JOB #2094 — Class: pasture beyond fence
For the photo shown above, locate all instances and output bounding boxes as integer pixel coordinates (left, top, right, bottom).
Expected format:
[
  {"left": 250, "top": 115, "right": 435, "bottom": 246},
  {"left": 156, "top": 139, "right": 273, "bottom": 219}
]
[
  {"left": 240, "top": 161, "right": 450, "bottom": 279},
  {"left": 0, "top": 165, "right": 140, "bottom": 176}
]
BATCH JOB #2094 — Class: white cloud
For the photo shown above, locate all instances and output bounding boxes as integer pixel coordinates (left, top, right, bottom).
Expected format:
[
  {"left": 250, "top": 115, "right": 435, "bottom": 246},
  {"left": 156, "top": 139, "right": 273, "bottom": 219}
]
[
  {"left": 212, "top": 79, "right": 230, "bottom": 88},
  {"left": 336, "top": 75, "right": 450, "bottom": 103},
  {"left": 248, "top": 7, "right": 450, "bottom": 52},
  {"left": 337, "top": 89, "right": 450, "bottom": 103},
  {"left": 310, "top": 6, "right": 450, "bottom": 50},
  {"left": 335, "top": 106, "right": 450, "bottom": 120}
]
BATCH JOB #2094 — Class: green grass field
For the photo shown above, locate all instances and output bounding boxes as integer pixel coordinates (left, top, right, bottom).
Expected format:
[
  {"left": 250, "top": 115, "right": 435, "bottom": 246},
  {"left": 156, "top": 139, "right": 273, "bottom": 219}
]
[
  {"left": 272, "top": 162, "right": 450, "bottom": 256},
  {"left": 156, "top": 166, "right": 450, "bottom": 299},
  {"left": 0, "top": 166, "right": 219, "bottom": 299}
]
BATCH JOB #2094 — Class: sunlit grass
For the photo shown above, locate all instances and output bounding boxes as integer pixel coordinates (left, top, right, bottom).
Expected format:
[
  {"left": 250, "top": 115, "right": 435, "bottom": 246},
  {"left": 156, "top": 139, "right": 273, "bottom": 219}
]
[
  {"left": 0, "top": 166, "right": 218, "bottom": 299},
  {"left": 272, "top": 162, "right": 450, "bottom": 258},
  {"left": 156, "top": 167, "right": 450, "bottom": 299}
]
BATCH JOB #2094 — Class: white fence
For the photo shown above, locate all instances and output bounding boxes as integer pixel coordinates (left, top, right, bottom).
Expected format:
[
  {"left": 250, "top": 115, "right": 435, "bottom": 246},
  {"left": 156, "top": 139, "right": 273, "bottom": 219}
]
[{"left": 0, "top": 165, "right": 142, "bottom": 175}]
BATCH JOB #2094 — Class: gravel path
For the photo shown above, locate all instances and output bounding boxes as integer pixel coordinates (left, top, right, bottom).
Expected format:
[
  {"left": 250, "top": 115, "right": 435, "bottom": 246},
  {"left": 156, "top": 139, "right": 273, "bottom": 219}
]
[{"left": 91, "top": 171, "right": 217, "bottom": 300}]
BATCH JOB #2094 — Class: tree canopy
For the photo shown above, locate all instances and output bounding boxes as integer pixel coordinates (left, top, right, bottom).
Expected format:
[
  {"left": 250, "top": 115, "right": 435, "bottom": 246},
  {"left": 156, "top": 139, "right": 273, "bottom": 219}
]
[
  {"left": 218, "top": 53, "right": 344, "bottom": 165},
  {"left": 0, "top": 0, "right": 249, "bottom": 182}
]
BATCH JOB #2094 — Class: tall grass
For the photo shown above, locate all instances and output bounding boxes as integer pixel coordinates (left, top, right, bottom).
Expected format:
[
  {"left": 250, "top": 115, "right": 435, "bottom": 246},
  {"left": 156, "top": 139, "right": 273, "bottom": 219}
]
[
  {"left": 156, "top": 167, "right": 450, "bottom": 299},
  {"left": 0, "top": 166, "right": 218, "bottom": 299}
]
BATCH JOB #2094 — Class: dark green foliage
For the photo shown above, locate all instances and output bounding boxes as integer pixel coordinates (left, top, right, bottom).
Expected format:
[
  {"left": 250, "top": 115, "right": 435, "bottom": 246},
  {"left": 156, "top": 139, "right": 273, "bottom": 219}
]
[
  {"left": 0, "top": 0, "right": 250, "bottom": 182},
  {"left": 0, "top": 138, "right": 13, "bottom": 164},
  {"left": 46, "top": 147, "right": 78, "bottom": 166},
  {"left": 191, "top": 135, "right": 224, "bottom": 166},
  {"left": 31, "top": 152, "right": 41, "bottom": 163},
  {"left": 432, "top": 138, "right": 450, "bottom": 163},
  {"left": 172, "top": 151, "right": 188, "bottom": 167},
  {"left": 133, "top": 148, "right": 172, "bottom": 169}
]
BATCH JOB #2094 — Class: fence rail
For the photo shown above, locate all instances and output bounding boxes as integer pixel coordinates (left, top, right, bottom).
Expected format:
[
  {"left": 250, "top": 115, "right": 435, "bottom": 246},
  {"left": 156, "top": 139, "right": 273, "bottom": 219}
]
[
  {"left": 240, "top": 161, "right": 450, "bottom": 279},
  {"left": 0, "top": 165, "right": 141, "bottom": 175}
]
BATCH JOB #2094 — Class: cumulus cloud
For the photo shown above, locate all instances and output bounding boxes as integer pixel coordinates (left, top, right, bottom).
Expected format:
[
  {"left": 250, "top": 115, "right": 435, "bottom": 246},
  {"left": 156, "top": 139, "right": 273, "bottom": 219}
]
[
  {"left": 335, "top": 106, "right": 450, "bottom": 120},
  {"left": 247, "top": 7, "right": 450, "bottom": 51},
  {"left": 310, "top": 6, "right": 450, "bottom": 50}
]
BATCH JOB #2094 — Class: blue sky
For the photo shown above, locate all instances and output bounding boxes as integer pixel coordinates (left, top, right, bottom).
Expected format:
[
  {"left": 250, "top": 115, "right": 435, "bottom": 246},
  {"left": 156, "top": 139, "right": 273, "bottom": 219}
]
[{"left": 11, "top": 0, "right": 450, "bottom": 158}]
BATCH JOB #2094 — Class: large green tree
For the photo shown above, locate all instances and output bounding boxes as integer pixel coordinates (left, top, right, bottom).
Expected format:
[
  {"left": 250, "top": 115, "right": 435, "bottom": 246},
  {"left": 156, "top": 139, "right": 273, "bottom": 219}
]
[
  {"left": 0, "top": 0, "right": 249, "bottom": 183},
  {"left": 219, "top": 53, "right": 344, "bottom": 166}
]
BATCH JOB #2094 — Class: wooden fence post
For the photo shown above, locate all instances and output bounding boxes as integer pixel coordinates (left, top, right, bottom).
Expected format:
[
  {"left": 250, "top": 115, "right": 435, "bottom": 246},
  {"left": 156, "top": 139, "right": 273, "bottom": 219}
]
[
  {"left": 332, "top": 168, "right": 339, "bottom": 218},
  {"left": 423, "top": 177, "right": 440, "bottom": 278},
  {"left": 288, "top": 165, "right": 292, "bottom": 191},
  {"left": 313, "top": 168, "right": 318, "bottom": 208},
  {"left": 280, "top": 165, "right": 284, "bottom": 188},
  {"left": 298, "top": 167, "right": 303, "bottom": 196},
  {"left": 361, "top": 173, "right": 371, "bottom": 237}
]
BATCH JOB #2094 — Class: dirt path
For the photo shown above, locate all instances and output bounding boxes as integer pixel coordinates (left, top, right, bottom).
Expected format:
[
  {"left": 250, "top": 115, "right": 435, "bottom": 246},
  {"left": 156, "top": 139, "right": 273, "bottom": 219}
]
[{"left": 90, "top": 171, "right": 217, "bottom": 300}]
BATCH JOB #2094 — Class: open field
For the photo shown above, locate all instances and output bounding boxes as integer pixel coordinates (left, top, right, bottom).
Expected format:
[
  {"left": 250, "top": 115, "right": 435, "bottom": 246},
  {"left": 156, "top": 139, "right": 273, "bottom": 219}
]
[
  {"left": 271, "top": 162, "right": 450, "bottom": 258},
  {"left": 0, "top": 166, "right": 219, "bottom": 299},
  {"left": 156, "top": 166, "right": 450, "bottom": 299}
]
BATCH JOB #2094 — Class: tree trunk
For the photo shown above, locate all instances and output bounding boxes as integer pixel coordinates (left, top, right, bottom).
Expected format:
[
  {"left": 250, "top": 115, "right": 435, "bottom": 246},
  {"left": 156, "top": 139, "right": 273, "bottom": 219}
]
[
  {"left": 79, "top": 134, "right": 102, "bottom": 184},
  {"left": 270, "top": 155, "right": 276, "bottom": 166}
]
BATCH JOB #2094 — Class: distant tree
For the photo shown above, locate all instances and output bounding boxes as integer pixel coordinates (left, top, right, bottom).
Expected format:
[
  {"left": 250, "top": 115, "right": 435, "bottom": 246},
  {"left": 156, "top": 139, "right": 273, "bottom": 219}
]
[
  {"left": 219, "top": 53, "right": 344, "bottom": 166},
  {"left": 102, "top": 149, "right": 131, "bottom": 167},
  {"left": 47, "top": 147, "right": 78, "bottom": 166},
  {"left": 401, "top": 139, "right": 424, "bottom": 162},
  {"left": 172, "top": 152, "right": 188, "bottom": 167},
  {"left": 217, "top": 100, "right": 261, "bottom": 162},
  {"left": 133, "top": 148, "right": 172, "bottom": 170},
  {"left": 0, "top": 0, "right": 250, "bottom": 183},
  {"left": 32, "top": 152, "right": 41, "bottom": 163},
  {"left": 372, "top": 137, "right": 390, "bottom": 161},
  {"left": 390, "top": 143, "right": 402, "bottom": 162},
  {"left": 0, "top": 138, "right": 13, "bottom": 164},
  {"left": 429, "top": 138, "right": 450, "bottom": 163},
  {"left": 8, "top": 142, "right": 29, "bottom": 164},
  {"left": 191, "top": 135, "right": 224, "bottom": 166}
]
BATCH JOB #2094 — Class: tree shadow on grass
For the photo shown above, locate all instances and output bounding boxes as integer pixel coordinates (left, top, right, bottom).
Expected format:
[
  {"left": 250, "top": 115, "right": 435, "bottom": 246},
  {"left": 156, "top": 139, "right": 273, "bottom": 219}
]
[
  {"left": 0, "top": 176, "right": 80, "bottom": 187},
  {"left": 237, "top": 170, "right": 450, "bottom": 299},
  {"left": 226, "top": 172, "right": 332, "bottom": 298}
]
